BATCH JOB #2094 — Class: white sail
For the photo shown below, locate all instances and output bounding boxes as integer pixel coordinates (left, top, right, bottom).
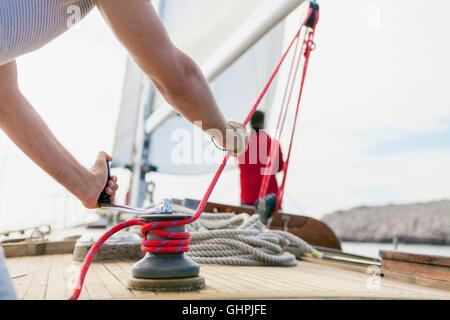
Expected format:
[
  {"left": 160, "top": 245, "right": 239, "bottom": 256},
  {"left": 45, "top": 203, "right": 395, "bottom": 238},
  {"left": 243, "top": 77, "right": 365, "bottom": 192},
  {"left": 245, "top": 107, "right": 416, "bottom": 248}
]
[
  {"left": 148, "top": 0, "right": 289, "bottom": 175},
  {"left": 111, "top": 57, "right": 144, "bottom": 168}
]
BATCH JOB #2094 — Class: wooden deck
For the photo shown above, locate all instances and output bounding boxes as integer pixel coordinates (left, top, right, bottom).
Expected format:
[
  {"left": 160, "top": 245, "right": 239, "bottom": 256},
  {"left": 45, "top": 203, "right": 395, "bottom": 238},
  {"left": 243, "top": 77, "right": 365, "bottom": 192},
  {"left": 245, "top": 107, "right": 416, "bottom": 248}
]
[{"left": 5, "top": 254, "right": 450, "bottom": 300}]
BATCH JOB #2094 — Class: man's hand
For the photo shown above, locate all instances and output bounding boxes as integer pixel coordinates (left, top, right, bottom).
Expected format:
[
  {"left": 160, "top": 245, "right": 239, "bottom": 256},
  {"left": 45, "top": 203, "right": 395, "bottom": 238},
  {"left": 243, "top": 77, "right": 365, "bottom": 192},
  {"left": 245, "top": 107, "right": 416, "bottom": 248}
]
[
  {"left": 210, "top": 121, "right": 249, "bottom": 157},
  {"left": 82, "top": 151, "right": 119, "bottom": 209},
  {"left": 224, "top": 121, "right": 249, "bottom": 156}
]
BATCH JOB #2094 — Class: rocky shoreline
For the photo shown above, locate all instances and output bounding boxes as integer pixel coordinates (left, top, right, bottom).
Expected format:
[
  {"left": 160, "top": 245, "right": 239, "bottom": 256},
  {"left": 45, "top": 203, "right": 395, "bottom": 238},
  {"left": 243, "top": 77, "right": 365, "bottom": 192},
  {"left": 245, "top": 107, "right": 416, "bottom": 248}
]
[{"left": 321, "top": 200, "right": 450, "bottom": 245}]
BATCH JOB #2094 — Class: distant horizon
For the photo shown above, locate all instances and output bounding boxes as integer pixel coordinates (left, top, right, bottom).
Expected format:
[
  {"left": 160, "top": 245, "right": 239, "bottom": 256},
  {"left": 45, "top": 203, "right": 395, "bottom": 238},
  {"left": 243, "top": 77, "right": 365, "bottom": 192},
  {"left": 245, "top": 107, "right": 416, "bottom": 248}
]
[{"left": 323, "top": 197, "right": 450, "bottom": 215}]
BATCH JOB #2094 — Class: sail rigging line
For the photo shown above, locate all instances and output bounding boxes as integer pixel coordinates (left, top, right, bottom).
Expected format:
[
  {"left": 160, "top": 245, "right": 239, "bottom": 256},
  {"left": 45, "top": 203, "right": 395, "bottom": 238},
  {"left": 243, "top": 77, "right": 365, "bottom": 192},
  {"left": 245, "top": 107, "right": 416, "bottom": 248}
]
[
  {"left": 69, "top": 2, "right": 319, "bottom": 300},
  {"left": 258, "top": 4, "right": 319, "bottom": 212},
  {"left": 277, "top": 29, "right": 317, "bottom": 210},
  {"left": 257, "top": 25, "right": 307, "bottom": 200}
]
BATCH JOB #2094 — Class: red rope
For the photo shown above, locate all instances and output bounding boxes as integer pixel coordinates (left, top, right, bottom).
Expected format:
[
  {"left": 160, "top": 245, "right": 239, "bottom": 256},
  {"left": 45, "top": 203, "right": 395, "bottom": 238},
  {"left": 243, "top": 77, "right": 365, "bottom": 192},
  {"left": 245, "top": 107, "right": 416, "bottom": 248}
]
[
  {"left": 140, "top": 220, "right": 191, "bottom": 254},
  {"left": 68, "top": 8, "right": 317, "bottom": 300},
  {"left": 276, "top": 30, "right": 317, "bottom": 210},
  {"left": 258, "top": 8, "right": 319, "bottom": 211},
  {"left": 258, "top": 29, "right": 306, "bottom": 200},
  {"left": 69, "top": 218, "right": 191, "bottom": 300}
]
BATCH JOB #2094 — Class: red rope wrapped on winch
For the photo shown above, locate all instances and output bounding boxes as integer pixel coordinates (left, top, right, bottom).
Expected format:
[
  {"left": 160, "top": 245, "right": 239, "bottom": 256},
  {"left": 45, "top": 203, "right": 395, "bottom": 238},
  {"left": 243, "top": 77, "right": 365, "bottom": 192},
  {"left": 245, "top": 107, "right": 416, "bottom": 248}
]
[{"left": 69, "top": 2, "right": 319, "bottom": 300}]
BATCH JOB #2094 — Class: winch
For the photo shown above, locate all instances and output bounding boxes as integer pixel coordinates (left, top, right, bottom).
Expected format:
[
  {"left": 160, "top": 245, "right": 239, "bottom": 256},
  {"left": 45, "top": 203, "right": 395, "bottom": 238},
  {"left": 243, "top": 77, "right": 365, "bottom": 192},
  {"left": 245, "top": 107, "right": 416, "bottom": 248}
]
[{"left": 127, "top": 200, "right": 205, "bottom": 291}]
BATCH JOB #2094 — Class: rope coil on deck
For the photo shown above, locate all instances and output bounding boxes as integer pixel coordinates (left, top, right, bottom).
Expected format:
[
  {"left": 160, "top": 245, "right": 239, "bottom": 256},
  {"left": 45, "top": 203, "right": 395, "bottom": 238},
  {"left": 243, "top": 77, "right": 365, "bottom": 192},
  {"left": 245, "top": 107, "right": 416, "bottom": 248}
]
[{"left": 184, "top": 209, "right": 321, "bottom": 266}]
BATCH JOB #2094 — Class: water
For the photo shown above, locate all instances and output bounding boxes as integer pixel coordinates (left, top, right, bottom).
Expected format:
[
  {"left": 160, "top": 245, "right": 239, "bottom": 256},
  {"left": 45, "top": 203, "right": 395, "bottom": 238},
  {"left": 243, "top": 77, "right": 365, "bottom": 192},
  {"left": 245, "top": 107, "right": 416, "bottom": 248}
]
[{"left": 341, "top": 241, "right": 450, "bottom": 259}]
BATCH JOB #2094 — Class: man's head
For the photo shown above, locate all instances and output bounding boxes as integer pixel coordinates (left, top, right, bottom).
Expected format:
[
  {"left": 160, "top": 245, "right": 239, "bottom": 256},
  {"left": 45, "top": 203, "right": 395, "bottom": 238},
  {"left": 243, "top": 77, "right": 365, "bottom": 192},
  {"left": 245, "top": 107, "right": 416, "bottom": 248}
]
[{"left": 250, "top": 111, "right": 265, "bottom": 133}]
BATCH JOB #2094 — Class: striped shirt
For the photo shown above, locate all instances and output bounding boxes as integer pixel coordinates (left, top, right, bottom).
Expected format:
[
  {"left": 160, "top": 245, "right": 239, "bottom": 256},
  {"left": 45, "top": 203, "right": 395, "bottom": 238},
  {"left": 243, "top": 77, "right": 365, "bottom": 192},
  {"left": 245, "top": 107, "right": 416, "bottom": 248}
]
[{"left": 0, "top": 0, "right": 95, "bottom": 65}]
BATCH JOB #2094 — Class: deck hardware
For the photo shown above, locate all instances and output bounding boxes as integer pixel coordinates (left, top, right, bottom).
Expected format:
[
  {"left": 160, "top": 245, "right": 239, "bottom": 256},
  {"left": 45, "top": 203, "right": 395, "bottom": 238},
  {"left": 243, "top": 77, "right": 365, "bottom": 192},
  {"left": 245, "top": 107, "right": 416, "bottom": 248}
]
[
  {"left": 282, "top": 215, "right": 291, "bottom": 231},
  {"left": 127, "top": 200, "right": 205, "bottom": 291}
]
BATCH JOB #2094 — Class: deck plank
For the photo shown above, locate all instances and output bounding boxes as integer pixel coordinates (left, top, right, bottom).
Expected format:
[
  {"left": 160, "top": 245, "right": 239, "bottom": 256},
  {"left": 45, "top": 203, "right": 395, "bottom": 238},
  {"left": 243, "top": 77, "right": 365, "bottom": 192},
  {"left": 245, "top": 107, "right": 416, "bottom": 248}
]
[
  {"left": 63, "top": 254, "right": 89, "bottom": 300},
  {"left": 6, "top": 255, "right": 32, "bottom": 299},
  {"left": 83, "top": 261, "right": 113, "bottom": 300},
  {"left": 240, "top": 266, "right": 330, "bottom": 292},
  {"left": 194, "top": 276, "right": 239, "bottom": 293},
  {"left": 24, "top": 255, "right": 50, "bottom": 300},
  {"left": 254, "top": 264, "right": 355, "bottom": 293},
  {"left": 45, "top": 254, "right": 66, "bottom": 300},
  {"left": 302, "top": 259, "right": 449, "bottom": 298},
  {"left": 95, "top": 263, "right": 135, "bottom": 299},
  {"left": 112, "top": 262, "right": 158, "bottom": 299},
  {"left": 204, "top": 265, "right": 292, "bottom": 292},
  {"left": 45, "top": 254, "right": 69, "bottom": 300},
  {"left": 5, "top": 254, "right": 450, "bottom": 300},
  {"left": 201, "top": 265, "right": 273, "bottom": 292}
]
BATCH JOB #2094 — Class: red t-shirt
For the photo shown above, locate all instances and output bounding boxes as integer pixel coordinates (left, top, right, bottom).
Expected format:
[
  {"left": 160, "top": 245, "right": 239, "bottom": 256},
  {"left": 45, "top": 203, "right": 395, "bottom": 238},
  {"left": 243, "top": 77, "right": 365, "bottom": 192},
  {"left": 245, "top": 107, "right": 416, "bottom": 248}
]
[{"left": 237, "top": 131, "right": 284, "bottom": 205}]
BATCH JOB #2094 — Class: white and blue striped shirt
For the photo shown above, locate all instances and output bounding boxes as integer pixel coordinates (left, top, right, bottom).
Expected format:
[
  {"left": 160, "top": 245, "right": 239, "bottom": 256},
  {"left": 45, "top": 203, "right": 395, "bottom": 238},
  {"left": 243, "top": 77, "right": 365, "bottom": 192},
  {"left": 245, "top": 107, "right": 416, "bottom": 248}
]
[{"left": 0, "top": 0, "right": 95, "bottom": 65}]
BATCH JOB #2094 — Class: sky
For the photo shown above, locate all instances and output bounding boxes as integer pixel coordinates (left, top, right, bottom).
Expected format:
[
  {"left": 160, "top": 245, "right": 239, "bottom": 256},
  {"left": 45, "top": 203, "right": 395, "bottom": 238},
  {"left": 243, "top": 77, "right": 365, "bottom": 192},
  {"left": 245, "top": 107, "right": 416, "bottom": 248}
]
[
  {"left": 285, "top": 0, "right": 450, "bottom": 215},
  {"left": 0, "top": 0, "right": 449, "bottom": 231}
]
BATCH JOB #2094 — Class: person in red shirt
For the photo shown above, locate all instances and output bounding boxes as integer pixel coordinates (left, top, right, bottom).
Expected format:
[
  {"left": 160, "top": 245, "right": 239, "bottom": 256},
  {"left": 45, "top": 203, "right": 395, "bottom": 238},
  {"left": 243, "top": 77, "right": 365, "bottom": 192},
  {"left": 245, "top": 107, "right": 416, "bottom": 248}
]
[{"left": 238, "top": 111, "right": 284, "bottom": 206}]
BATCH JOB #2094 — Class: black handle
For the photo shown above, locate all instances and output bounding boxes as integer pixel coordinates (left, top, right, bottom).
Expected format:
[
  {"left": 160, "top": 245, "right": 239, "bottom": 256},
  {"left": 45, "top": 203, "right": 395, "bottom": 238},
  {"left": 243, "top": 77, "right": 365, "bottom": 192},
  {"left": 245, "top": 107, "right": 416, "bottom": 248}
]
[{"left": 97, "top": 160, "right": 112, "bottom": 205}]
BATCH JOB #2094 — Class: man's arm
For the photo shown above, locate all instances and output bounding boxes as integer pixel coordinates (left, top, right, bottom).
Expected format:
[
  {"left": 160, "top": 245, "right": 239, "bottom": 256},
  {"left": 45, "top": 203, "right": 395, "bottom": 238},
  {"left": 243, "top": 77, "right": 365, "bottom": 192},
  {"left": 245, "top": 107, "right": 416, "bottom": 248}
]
[
  {"left": 94, "top": 0, "right": 248, "bottom": 153},
  {"left": 0, "top": 61, "right": 118, "bottom": 209}
]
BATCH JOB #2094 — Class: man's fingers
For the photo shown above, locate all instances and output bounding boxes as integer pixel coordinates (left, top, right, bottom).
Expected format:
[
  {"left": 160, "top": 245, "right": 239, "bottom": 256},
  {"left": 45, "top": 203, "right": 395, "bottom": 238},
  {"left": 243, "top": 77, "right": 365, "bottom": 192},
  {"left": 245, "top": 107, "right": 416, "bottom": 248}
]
[
  {"left": 96, "top": 151, "right": 113, "bottom": 162},
  {"left": 96, "top": 151, "right": 106, "bottom": 160},
  {"left": 227, "top": 121, "right": 249, "bottom": 156},
  {"left": 108, "top": 175, "right": 119, "bottom": 191},
  {"left": 108, "top": 180, "right": 119, "bottom": 191},
  {"left": 106, "top": 187, "right": 116, "bottom": 197}
]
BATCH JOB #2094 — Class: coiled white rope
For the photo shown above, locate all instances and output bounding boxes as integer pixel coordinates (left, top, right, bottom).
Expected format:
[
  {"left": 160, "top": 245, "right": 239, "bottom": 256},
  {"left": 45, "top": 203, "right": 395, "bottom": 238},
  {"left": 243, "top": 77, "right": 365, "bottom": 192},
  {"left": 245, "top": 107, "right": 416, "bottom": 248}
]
[{"left": 173, "top": 205, "right": 321, "bottom": 266}]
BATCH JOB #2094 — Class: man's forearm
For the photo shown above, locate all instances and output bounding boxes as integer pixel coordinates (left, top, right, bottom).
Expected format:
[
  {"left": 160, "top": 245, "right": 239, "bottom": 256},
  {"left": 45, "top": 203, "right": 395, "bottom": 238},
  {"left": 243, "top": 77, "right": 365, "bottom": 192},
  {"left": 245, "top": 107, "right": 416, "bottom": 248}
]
[
  {"left": 95, "top": 0, "right": 231, "bottom": 143},
  {"left": 154, "top": 50, "right": 229, "bottom": 137}
]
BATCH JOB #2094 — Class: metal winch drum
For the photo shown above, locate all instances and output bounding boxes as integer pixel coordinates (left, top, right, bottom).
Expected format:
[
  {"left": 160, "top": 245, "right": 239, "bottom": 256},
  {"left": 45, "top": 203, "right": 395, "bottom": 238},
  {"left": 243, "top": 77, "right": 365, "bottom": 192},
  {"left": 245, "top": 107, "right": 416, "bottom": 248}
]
[{"left": 127, "top": 201, "right": 205, "bottom": 291}]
